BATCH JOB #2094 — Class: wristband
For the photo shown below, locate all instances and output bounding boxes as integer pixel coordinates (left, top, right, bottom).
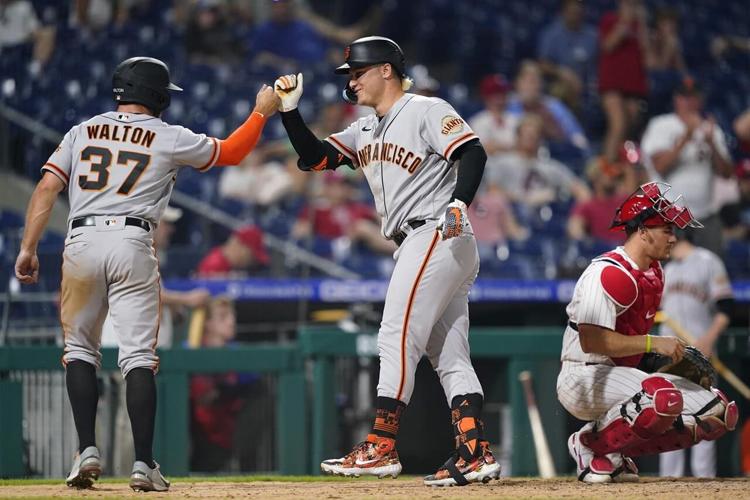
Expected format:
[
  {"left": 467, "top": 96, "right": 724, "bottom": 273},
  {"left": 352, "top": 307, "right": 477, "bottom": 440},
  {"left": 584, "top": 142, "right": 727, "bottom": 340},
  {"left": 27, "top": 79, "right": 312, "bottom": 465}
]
[{"left": 645, "top": 334, "right": 652, "bottom": 353}]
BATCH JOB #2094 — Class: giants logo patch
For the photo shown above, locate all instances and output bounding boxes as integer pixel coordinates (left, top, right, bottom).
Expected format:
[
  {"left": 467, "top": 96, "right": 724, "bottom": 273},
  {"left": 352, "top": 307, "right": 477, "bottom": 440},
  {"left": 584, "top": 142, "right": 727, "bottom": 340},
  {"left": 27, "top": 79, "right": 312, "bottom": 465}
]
[{"left": 441, "top": 115, "right": 464, "bottom": 135}]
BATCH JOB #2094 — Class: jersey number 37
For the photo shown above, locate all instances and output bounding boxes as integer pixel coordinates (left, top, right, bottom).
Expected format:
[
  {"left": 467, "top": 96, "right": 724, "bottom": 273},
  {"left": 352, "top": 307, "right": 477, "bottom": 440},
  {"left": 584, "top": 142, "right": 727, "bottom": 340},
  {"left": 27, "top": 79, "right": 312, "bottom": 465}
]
[{"left": 78, "top": 145, "right": 150, "bottom": 195}]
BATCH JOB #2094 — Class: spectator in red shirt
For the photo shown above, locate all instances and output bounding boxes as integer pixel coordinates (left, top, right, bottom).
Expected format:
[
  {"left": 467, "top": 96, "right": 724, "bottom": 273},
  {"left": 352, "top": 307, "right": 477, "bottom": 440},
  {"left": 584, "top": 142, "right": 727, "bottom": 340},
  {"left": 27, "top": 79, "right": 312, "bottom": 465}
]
[
  {"left": 567, "top": 143, "right": 641, "bottom": 245},
  {"left": 189, "top": 296, "right": 248, "bottom": 472},
  {"left": 292, "top": 171, "right": 395, "bottom": 256},
  {"left": 196, "top": 225, "right": 270, "bottom": 277},
  {"left": 598, "top": 0, "right": 650, "bottom": 162}
]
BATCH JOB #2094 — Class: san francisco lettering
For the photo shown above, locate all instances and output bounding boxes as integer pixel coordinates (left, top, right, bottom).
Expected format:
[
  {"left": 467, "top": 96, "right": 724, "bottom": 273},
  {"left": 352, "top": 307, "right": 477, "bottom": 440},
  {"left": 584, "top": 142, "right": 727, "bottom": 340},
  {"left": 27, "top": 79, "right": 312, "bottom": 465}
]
[{"left": 357, "top": 142, "right": 423, "bottom": 174}]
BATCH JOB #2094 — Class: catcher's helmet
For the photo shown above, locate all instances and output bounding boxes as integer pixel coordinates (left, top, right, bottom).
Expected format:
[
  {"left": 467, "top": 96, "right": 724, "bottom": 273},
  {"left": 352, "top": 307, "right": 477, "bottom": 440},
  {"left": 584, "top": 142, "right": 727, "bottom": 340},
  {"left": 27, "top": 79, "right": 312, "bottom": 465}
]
[
  {"left": 611, "top": 182, "right": 703, "bottom": 231},
  {"left": 335, "top": 36, "right": 406, "bottom": 76},
  {"left": 112, "top": 57, "right": 182, "bottom": 114}
]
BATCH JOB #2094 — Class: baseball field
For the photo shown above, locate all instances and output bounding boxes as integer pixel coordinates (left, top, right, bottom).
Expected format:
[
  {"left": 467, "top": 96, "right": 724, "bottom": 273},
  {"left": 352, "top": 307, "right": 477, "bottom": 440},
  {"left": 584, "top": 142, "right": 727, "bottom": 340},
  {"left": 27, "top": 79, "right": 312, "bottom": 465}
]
[{"left": 1, "top": 476, "right": 749, "bottom": 499}]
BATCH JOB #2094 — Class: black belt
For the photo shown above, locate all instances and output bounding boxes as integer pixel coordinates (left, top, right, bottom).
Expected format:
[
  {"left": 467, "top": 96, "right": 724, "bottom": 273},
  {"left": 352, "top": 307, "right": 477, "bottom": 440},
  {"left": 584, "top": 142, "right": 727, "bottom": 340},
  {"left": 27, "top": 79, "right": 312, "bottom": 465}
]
[
  {"left": 568, "top": 321, "right": 578, "bottom": 331},
  {"left": 71, "top": 216, "right": 151, "bottom": 232},
  {"left": 391, "top": 220, "right": 426, "bottom": 246}
]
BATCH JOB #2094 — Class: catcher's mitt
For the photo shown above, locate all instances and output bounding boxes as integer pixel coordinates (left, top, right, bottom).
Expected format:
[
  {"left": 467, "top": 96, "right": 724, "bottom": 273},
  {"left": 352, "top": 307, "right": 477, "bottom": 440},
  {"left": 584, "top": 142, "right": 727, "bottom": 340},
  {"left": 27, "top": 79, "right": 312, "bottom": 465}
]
[{"left": 653, "top": 346, "right": 718, "bottom": 389}]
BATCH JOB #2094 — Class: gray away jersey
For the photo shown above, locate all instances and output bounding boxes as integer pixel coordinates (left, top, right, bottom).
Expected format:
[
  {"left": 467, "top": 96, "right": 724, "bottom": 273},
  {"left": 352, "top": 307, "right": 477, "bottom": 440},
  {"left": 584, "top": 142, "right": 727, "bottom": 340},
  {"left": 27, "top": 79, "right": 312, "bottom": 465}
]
[
  {"left": 659, "top": 247, "right": 733, "bottom": 339},
  {"left": 43, "top": 111, "right": 220, "bottom": 225},
  {"left": 326, "top": 94, "right": 478, "bottom": 238}
]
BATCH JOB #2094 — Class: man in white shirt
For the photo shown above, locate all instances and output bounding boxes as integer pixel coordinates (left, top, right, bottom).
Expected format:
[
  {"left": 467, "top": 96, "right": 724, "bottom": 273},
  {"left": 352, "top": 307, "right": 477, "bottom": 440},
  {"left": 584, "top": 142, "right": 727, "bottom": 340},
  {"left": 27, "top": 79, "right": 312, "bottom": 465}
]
[{"left": 641, "top": 78, "right": 733, "bottom": 255}]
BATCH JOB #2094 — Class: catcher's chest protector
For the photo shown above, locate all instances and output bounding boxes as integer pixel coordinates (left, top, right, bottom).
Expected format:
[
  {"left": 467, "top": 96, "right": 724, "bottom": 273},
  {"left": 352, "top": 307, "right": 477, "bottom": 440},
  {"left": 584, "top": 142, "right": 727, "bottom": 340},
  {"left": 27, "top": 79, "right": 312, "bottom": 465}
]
[{"left": 599, "top": 251, "right": 664, "bottom": 367}]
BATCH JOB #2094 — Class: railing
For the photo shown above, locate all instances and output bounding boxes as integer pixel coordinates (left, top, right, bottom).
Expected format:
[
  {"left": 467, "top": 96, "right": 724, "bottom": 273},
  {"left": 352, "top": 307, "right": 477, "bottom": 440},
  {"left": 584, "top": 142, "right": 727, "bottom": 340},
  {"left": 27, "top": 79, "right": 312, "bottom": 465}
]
[
  {"left": 0, "top": 345, "right": 306, "bottom": 478},
  {"left": 1, "top": 328, "right": 748, "bottom": 478}
]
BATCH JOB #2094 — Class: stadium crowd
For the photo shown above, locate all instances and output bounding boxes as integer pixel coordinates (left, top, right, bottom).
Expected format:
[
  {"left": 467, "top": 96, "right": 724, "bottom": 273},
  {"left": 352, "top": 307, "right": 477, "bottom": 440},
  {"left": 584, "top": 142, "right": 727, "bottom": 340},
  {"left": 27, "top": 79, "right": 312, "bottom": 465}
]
[{"left": 1, "top": 0, "right": 749, "bottom": 283}]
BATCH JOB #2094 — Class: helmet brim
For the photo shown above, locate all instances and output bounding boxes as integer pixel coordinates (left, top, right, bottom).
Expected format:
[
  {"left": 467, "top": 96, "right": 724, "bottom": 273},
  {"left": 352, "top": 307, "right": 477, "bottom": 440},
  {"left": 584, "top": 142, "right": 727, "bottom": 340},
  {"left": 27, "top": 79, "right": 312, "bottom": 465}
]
[
  {"left": 167, "top": 82, "right": 183, "bottom": 91},
  {"left": 334, "top": 63, "right": 351, "bottom": 74}
]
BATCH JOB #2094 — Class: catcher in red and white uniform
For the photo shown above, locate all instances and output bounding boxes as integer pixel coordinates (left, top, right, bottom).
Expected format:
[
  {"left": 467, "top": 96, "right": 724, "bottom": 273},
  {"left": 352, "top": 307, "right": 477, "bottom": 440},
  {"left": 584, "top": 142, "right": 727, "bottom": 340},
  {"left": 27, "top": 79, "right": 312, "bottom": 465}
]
[{"left": 557, "top": 182, "right": 738, "bottom": 483}]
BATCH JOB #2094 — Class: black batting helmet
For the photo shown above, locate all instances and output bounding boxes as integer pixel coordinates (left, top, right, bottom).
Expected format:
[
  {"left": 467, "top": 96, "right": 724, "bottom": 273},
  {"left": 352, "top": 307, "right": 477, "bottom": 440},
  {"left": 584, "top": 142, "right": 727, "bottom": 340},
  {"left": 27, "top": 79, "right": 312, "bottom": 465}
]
[
  {"left": 335, "top": 36, "right": 406, "bottom": 77},
  {"left": 112, "top": 57, "right": 182, "bottom": 114}
]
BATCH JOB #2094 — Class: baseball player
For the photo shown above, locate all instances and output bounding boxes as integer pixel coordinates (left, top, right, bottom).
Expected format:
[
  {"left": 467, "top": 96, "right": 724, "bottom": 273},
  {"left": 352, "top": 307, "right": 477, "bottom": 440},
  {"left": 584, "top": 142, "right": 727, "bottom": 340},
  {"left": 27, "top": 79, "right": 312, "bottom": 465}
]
[
  {"left": 557, "top": 182, "right": 738, "bottom": 483},
  {"left": 273, "top": 36, "right": 500, "bottom": 487},
  {"left": 14, "top": 57, "right": 279, "bottom": 491},
  {"left": 658, "top": 231, "right": 734, "bottom": 477}
]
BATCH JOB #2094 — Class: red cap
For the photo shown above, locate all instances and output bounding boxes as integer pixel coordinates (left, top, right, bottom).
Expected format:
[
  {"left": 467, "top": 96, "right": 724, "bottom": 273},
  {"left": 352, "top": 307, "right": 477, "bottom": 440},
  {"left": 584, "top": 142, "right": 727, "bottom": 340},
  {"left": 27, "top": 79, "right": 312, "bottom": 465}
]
[
  {"left": 479, "top": 74, "right": 510, "bottom": 99},
  {"left": 232, "top": 225, "right": 270, "bottom": 265}
]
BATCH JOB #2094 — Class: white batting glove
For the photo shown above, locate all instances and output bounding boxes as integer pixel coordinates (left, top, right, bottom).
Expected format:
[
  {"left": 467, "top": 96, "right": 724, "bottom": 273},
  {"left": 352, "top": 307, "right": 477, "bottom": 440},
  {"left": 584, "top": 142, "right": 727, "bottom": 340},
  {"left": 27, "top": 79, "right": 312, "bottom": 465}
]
[
  {"left": 273, "top": 73, "right": 304, "bottom": 112},
  {"left": 437, "top": 199, "right": 469, "bottom": 240}
]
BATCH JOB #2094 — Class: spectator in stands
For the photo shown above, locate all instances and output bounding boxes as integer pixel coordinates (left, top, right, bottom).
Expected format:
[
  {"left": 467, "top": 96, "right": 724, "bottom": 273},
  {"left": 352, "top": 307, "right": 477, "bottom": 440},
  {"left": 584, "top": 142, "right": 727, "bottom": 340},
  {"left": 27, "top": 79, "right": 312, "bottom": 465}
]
[
  {"left": 537, "top": 0, "right": 598, "bottom": 114},
  {"left": 490, "top": 114, "right": 590, "bottom": 215},
  {"left": 507, "top": 60, "right": 589, "bottom": 154},
  {"left": 646, "top": 7, "right": 687, "bottom": 116},
  {"left": 469, "top": 74, "right": 518, "bottom": 159},
  {"left": 567, "top": 153, "right": 632, "bottom": 246},
  {"left": 720, "top": 159, "right": 750, "bottom": 242},
  {"left": 292, "top": 171, "right": 395, "bottom": 258},
  {"left": 190, "top": 296, "right": 250, "bottom": 472},
  {"left": 197, "top": 225, "right": 270, "bottom": 277},
  {"left": 468, "top": 183, "right": 529, "bottom": 261},
  {"left": 641, "top": 77, "right": 733, "bottom": 255},
  {"left": 184, "top": 0, "right": 244, "bottom": 65},
  {"left": 598, "top": 0, "right": 649, "bottom": 162},
  {"left": 409, "top": 64, "right": 440, "bottom": 98},
  {"left": 218, "top": 145, "right": 295, "bottom": 207},
  {"left": 710, "top": 34, "right": 750, "bottom": 61},
  {"left": 734, "top": 107, "right": 750, "bottom": 148},
  {"left": 0, "top": 0, "right": 56, "bottom": 76},
  {"left": 247, "top": 0, "right": 329, "bottom": 74}
]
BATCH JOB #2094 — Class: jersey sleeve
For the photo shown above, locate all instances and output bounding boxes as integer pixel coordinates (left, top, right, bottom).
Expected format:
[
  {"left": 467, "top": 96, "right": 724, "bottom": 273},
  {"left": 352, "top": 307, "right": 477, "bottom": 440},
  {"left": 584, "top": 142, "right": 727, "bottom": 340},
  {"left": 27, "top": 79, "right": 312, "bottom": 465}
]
[
  {"left": 325, "top": 121, "right": 360, "bottom": 166},
  {"left": 41, "top": 128, "right": 75, "bottom": 186},
  {"left": 576, "top": 263, "right": 636, "bottom": 330},
  {"left": 707, "top": 253, "right": 734, "bottom": 302},
  {"left": 420, "top": 101, "right": 478, "bottom": 160},
  {"left": 173, "top": 126, "right": 220, "bottom": 172}
]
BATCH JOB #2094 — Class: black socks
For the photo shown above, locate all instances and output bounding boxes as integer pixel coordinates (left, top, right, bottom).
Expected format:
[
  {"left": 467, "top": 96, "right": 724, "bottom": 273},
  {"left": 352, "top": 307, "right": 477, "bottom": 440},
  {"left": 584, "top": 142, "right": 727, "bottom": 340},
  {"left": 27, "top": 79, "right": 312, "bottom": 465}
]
[
  {"left": 65, "top": 360, "right": 99, "bottom": 453},
  {"left": 126, "top": 367, "right": 157, "bottom": 468}
]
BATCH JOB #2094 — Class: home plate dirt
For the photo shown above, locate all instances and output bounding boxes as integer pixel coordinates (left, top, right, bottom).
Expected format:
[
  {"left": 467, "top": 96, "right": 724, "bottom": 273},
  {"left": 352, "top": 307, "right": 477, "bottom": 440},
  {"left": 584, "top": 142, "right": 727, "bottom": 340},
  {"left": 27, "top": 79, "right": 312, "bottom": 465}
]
[{"left": 1, "top": 477, "right": 748, "bottom": 499}]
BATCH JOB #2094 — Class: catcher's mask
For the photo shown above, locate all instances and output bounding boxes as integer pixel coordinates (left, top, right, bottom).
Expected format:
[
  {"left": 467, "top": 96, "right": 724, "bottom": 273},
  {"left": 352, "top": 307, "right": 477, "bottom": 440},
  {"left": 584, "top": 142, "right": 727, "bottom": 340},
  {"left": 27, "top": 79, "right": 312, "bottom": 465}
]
[
  {"left": 112, "top": 57, "right": 182, "bottom": 114},
  {"left": 336, "top": 36, "right": 407, "bottom": 104},
  {"left": 610, "top": 182, "right": 703, "bottom": 232}
]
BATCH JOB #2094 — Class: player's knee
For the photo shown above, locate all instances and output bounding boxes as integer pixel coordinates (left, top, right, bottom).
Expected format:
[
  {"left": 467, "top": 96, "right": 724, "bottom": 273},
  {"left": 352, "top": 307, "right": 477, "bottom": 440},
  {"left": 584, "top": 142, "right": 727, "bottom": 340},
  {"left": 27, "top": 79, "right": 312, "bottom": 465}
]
[
  {"left": 63, "top": 349, "right": 101, "bottom": 370},
  {"left": 630, "top": 376, "right": 683, "bottom": 439},
  {"left": 641, "top": 375, "right": 683, "bottom": 417}
]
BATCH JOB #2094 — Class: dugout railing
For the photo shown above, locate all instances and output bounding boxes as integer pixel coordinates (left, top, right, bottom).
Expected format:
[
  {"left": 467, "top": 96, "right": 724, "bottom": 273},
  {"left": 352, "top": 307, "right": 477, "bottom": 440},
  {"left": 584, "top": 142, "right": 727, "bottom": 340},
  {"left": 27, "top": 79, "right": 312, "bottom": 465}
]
[
  {"left": 0, "top": 345, "right": 306, "bottom": 478},
  {"left": 1, "top": 328, "right": 748, "bottom": 478}
]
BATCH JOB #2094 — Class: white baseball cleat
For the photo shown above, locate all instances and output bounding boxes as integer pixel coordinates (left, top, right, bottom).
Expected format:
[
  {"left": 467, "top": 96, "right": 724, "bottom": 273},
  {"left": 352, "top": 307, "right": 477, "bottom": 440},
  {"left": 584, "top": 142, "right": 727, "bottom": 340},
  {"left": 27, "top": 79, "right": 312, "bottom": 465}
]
[
  {"left": 130, "top": 460, "right": 170, "bottom": 492},
  {"left": 568, "top": 432, "right": 614, "bottom": 484},
  {"left": 66, "top": 446, "right": 101, "bottom": 489}
]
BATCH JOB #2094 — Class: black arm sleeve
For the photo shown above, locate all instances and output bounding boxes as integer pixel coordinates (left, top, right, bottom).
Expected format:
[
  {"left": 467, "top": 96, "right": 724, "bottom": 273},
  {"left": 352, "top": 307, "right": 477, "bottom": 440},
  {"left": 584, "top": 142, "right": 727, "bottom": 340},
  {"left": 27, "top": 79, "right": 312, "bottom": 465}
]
[
  {"left": 716, "top": 297, "right": 734, "bottom": 317},
  {"left": 280, "top": 109, "right": 351, "bottom": 171},
  {"left": 449, "top": 139, "right": 486, "bottom": 206}
]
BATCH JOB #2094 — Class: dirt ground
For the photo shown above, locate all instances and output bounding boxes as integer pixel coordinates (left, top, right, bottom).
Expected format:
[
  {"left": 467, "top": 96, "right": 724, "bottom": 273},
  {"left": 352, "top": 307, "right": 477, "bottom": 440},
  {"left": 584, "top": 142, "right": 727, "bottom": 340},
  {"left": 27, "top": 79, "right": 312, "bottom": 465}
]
[{"left": 1, "top": 477, "right": 749, "bottom": 500}]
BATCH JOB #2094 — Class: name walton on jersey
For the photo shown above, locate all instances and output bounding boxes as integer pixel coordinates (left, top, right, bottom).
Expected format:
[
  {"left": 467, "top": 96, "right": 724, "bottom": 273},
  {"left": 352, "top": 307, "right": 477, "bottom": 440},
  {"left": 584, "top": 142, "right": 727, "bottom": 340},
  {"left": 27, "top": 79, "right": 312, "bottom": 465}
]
[
  {"left": 356, "top": 142, "right": 423, "bottom": 174},
  {"left": 87, "top": 124, "right": 156, "bottom": 148}
]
